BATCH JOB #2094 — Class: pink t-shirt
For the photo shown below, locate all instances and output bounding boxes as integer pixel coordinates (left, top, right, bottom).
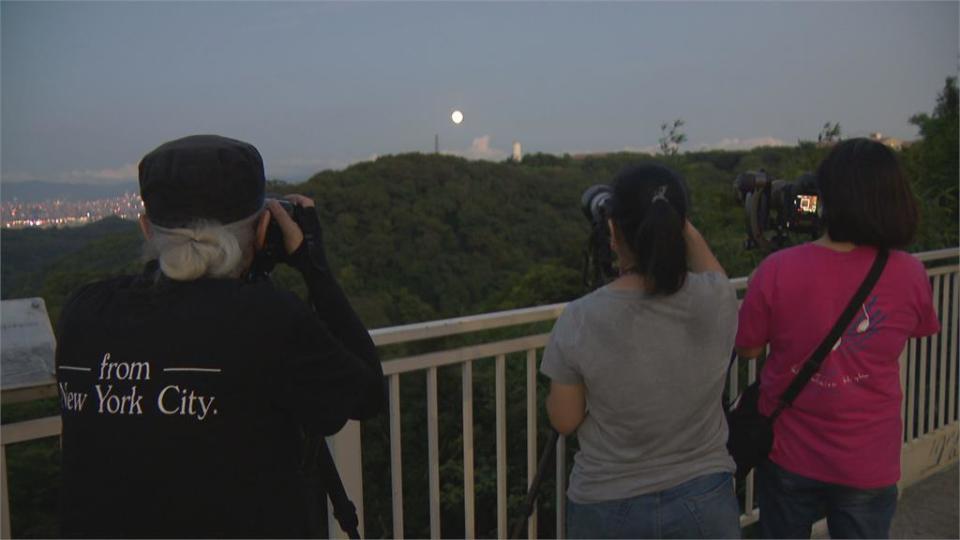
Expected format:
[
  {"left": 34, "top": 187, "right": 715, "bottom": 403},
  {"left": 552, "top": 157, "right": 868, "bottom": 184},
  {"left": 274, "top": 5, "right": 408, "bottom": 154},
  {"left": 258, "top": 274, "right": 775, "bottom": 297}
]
[{"left": 736, "top": 243, "right": 940, "bottom": 488}]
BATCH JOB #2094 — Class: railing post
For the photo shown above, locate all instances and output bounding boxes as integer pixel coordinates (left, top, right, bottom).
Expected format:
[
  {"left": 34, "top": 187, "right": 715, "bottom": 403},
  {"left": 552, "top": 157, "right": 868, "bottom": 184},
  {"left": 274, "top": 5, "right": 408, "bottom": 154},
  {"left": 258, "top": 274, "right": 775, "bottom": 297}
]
[
  {"left": 951, "top": 274, "right": 959, "bottom": 424},
  {"left": 555, "top": 434, "right": 566, "bottom": 540},
  {"left": 907, "top": 339, "right": 917, "bottom": 442},
  {"left": 427, "top": 368, "right": 441, "bottom": 539},
  {"left": 941, "top": 273, "right": 960, "bottom": 422},
  {"left": 526, "top": 349, "right": 538, "bottom": 540},
  {"left": 495, "top": 355, "right": 508, "bottom": 539},
  {"left": 388, "top": 375, "right": 405, "bottom": 539},
  {"left": 328, "top": 421, "right": 364, "bottom": 539},
  {"left": 2, "top": 445, "right": 10, "bottom": 540},
  {"left": 462, "top": 361, "right": 476, "bottom": 540},
  {"left": 937, "top": 275, "right": 949, "bottom": 428},
  {"left": 919, "top": 336, "right": 928, "bottom": 437},
  {"left": 900, "top": 345, "right": 908, "bottom": 442}
]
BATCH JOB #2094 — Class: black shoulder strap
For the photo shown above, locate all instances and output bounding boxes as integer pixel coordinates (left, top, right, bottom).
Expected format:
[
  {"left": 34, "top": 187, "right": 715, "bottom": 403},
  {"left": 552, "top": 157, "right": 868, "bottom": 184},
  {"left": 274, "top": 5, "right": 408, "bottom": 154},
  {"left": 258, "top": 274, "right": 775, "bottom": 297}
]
[{"left": 769, "top": 248, "right": 889, "bottom": 421}]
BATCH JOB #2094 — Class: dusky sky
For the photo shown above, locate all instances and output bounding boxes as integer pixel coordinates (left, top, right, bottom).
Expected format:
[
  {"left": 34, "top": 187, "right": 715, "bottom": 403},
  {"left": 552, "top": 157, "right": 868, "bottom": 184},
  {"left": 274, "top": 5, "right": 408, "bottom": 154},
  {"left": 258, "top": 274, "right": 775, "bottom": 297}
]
[{"left": 2, "top": 1, "right": 957, "bottom": 184}]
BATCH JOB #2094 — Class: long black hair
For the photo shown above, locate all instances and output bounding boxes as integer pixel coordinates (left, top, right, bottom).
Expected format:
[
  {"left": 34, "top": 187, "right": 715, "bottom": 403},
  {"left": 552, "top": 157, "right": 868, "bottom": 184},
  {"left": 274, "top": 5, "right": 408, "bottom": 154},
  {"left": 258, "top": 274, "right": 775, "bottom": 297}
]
[
  {"left": 610, "top": 163, "right": 689, "bottom": 295},
  {"left": 816, "top": 138, "right": 918, "bottom": 249}
]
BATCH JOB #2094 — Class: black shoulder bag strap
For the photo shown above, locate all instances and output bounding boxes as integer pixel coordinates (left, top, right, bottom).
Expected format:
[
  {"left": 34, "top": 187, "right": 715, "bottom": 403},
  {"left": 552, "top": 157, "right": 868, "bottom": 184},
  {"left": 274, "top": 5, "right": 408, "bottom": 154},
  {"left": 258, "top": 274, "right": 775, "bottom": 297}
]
[{"left": 767, "top": 248, "right": 889, "bottom": 422}]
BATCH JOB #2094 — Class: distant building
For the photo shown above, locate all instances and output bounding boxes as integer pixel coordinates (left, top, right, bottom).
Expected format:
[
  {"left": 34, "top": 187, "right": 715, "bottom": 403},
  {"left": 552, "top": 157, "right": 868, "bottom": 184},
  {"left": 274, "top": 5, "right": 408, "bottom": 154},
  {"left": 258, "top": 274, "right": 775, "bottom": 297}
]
[{"left": 512, "top": 141, "right": 522, "bottom": 162}]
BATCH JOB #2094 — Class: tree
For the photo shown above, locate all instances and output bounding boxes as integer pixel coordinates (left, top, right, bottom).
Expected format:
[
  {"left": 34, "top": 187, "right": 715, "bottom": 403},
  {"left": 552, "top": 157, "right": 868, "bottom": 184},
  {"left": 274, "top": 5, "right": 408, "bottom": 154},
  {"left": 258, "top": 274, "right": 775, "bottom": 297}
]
[
  {"left": 818, "top": 122, "right": 842, "bottom": 143},
  {"left": 904, "top": 76, "right": 959, "bottom": 248},
  {"left": 658, "top": 118, "right": 687, "bottom": 156}
]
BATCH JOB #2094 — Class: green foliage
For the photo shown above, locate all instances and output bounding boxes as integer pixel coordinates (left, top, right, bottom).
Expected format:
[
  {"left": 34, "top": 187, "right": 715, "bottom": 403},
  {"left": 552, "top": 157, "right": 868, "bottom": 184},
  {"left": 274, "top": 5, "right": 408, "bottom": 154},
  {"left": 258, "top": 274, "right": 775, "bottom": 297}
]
[
  {"left": 490, "top": 262, "right": 583, "bottom": 311},
  {"left": 5, "top": 439, "right": 61, "bottom": 538},
  {"left": 904, "top": 77, "right": 959, "bottom": 249},
  {"left": 271, "top": 153, "right": 597, "bottom": 328},
  {"left": 818, "top": 121, "right": 842, "bottom": 143},
  {"left": 1, "top": 217, "right": 138, "bottom": 300},
  {"left": 658, "top": 118, "right": 687, "bottom": 157}
]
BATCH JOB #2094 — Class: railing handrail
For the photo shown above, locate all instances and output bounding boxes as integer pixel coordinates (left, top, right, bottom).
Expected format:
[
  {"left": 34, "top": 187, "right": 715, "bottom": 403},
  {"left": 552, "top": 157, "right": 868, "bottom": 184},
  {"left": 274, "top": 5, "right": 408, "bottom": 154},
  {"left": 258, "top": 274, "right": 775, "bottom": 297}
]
[
  {"left": 914, "top": 247, "right": 959, "bottom": 262},
  {"left": 369, "top": 247, "right": 959, "bottom": 347},
  {"left": 370, "top": 302, "right": 565, "bottom": 346}
]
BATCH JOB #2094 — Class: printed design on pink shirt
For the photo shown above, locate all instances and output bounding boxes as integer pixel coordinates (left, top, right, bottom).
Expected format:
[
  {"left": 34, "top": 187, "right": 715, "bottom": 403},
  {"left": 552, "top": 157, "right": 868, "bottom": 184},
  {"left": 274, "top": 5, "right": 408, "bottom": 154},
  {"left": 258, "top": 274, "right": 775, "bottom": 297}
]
[
  {"left": 790, "top": 295, "right": 884, "bottom": 390},
  {"left": 839, "top": 295, "right": 885, "bottom": 353}
]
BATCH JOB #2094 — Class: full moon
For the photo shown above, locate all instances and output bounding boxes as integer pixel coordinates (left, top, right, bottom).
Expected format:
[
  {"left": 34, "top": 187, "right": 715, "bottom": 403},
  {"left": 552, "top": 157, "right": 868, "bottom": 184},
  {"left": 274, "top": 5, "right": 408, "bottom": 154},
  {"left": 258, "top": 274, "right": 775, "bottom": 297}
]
[{"left": 451, "top": 110, "right": 464, "bottom": 124}]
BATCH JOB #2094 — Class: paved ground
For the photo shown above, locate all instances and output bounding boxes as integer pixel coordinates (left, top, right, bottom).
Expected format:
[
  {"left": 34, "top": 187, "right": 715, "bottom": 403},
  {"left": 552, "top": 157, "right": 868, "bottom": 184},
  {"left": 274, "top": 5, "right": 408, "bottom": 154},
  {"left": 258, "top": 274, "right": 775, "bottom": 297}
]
[
  {"left": 891, "top": 464, "right": 959, "bottom": 540},
  {"left": 808, "top": 464, "right": 958, "bottom": 539}
]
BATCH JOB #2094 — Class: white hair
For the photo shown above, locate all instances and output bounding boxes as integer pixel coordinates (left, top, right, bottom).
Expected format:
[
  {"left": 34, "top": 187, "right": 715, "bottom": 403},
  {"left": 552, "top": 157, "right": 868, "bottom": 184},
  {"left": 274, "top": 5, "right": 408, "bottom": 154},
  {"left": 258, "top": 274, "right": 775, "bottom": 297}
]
[{"left": 144, "top": 212, "right": 261, "bottom": 281}]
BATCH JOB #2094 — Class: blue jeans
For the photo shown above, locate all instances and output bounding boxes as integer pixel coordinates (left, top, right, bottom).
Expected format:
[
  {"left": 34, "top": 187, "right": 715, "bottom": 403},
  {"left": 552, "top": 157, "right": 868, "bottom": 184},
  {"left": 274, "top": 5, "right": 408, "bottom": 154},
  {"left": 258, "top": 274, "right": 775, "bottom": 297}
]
[
  {"left": 758, "top": 460, "right": 898, "bottom": 539},
  {"left": 566, "top": 472, "right": 741, "bottom": 539}
]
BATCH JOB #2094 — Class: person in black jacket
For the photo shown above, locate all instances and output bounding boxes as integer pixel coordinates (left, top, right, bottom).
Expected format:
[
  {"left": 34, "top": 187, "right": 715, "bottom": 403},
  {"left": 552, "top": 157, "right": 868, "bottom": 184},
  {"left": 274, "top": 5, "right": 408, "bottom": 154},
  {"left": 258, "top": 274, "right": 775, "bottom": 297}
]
[{"left": 55, "top": 134, "right": 385, "bottom": 538}]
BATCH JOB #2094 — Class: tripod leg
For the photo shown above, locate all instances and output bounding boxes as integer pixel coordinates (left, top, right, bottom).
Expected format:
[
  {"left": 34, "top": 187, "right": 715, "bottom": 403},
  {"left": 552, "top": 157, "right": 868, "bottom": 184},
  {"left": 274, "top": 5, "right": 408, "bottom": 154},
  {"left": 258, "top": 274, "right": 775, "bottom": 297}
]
[{"left": 510, "top": 430, "right": 561, "bottom": 539}]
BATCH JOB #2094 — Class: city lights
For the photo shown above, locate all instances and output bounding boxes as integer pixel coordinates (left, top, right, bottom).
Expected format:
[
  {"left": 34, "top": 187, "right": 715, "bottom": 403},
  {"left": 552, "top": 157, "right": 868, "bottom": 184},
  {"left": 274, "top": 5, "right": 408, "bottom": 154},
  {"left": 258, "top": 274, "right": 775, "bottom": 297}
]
[{"left": 1, "top": 192, "right": 143, "bottom": 229}]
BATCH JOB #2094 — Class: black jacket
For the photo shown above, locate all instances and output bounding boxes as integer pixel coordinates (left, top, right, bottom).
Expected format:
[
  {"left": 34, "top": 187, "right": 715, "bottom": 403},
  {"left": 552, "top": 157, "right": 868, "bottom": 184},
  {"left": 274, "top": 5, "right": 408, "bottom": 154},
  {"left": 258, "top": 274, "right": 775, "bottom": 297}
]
[{"left": 56, "top": 253, "right": 384, "bottom": 538}]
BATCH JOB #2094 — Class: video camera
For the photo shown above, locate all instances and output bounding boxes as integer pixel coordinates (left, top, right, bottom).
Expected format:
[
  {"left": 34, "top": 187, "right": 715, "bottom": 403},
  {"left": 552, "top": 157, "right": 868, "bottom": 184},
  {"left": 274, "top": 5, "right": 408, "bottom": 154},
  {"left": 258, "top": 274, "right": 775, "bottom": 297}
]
[{"left": 733, "top": 170, "right": 821, "bottom": 252}]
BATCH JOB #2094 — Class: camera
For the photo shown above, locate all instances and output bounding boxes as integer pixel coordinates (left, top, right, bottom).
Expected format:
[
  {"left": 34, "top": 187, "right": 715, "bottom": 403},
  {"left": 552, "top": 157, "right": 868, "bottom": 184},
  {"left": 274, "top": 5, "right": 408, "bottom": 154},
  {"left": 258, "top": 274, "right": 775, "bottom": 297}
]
[
  {"left": 248, "top": 198, "right": 308, "bottom": 280},
  {"left": 580, "top": 184, "right": 616, "bottom": 290},
  {"left": 733, "top": 170, "right": 821, "bottom": 252},
  {"left": 263, "top": 199, "right": 295, "bottom": 261},
  {"left": 581, "top": 184, "right": 613, "bottom": 225}
]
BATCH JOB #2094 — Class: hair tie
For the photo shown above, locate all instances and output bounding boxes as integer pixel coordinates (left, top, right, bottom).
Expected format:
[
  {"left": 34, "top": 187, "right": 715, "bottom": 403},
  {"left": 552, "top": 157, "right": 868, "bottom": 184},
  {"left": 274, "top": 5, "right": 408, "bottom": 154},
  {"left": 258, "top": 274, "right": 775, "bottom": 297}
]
[{"left": 651, "top": 185, "right": 668, "bottom": 203}]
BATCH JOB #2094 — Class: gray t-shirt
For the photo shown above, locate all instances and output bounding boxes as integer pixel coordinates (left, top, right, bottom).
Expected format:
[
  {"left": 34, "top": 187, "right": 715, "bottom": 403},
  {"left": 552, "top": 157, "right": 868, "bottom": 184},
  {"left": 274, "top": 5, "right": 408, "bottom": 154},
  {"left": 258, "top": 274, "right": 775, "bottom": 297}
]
[{"left": 540, "top": 271, "right": 737, "bottom": 503}]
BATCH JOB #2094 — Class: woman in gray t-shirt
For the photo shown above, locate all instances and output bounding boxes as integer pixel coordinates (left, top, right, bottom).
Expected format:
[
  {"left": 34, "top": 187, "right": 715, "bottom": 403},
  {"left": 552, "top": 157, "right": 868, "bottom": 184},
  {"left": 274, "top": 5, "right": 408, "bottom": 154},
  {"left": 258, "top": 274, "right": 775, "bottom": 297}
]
[{"left": 541, "top": 164, "right": 740, "bottom": 539}]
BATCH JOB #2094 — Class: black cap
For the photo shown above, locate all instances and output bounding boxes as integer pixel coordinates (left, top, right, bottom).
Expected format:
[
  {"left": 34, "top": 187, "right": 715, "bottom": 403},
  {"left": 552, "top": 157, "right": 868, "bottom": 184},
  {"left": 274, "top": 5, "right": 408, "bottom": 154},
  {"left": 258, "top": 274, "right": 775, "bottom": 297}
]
[{"left": 138, "top": 135, "right": 266, "bottom": 228}]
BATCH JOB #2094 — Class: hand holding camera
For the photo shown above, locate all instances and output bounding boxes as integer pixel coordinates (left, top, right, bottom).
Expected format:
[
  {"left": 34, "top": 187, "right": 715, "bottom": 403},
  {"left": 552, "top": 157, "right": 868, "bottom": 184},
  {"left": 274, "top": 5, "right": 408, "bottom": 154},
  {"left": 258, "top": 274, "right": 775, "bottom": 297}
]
[
  {"left": 252, "top": 194, "right": 330, "bottom": 280},
  {"left": 266, "top": 195, "right": 313, "bottom": 254}
]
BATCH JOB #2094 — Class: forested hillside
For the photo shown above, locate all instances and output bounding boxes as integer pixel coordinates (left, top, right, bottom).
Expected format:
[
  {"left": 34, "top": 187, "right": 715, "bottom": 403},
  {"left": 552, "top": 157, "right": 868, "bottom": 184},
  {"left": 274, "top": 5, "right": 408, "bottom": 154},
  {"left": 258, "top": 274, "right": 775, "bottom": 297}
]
[
  {"left": 4, "top": 132, "right": 953, "bottom": 331},
  {"left": 1, "top": 217, "right": 141, "bottom": 322},
  {"left": 0, "top": 150, "right": 829, "bottom": 323},
  {"left": 3, "top": 149, "right": 777, "bottom": 329}
]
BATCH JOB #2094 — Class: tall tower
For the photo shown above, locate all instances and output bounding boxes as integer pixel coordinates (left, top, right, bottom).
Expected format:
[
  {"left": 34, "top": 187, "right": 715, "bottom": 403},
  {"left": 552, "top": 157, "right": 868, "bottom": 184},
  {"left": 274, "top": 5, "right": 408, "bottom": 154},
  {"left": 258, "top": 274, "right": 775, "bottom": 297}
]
[
  {"left": 512, "top": 141, "right": 522, "bottom": 162},
  {"left": 435, "top": 134, "right": 439, "bottom": 154}
]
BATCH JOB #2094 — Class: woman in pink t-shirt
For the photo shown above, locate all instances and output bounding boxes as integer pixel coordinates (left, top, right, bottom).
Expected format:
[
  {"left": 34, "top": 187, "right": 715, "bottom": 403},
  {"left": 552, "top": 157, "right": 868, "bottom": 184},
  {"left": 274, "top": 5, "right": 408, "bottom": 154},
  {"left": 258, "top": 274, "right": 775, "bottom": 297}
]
[{"left": 736, "top": 139, "right": 940, "bottom": 539}]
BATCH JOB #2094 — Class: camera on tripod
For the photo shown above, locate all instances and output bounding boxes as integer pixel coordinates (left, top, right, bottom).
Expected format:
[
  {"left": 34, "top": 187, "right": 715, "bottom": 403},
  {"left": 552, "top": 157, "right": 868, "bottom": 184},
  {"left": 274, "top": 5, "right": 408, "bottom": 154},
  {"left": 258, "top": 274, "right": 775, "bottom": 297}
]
[
  {"left": 733, "top": 170, "right": 821, "bottom": 252},
  {"left": 507, "top": 183, "right": 617, "bottom": 537},
  {"left": 580, "top": 184, "right": 616, "bottom": 289}
]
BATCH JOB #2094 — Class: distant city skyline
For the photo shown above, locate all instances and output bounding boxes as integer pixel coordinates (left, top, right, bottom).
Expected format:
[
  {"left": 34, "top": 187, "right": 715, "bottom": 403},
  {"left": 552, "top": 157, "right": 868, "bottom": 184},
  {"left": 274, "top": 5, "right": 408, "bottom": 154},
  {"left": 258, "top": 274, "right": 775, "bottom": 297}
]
[
  {"left": 1, "top": 192, "right": 142, "bottom": 229},
  {"left": 2, "top": 1, "right": 957, "bottom": 185}
]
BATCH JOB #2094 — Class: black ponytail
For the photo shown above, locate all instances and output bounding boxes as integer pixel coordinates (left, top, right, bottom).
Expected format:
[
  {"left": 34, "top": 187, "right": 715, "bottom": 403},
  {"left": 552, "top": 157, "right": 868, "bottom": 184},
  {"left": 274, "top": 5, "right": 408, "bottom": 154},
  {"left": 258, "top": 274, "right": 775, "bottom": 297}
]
[{"left": 611, "top": 164, "right": 688, "bottom": 295}]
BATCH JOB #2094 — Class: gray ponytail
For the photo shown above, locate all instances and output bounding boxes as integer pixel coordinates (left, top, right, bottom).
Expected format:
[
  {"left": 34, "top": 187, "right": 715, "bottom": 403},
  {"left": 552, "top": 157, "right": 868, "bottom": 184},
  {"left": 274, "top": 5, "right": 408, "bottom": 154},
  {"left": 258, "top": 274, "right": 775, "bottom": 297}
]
[{"left": 144, "top": 213, "right": 260, "bottom": 281}]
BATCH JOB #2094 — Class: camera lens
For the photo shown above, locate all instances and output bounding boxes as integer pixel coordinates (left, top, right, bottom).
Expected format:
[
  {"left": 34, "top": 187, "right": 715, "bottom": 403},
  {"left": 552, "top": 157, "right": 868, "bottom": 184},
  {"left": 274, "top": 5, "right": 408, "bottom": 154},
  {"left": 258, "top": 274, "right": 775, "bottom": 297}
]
[{"left": 581, "top": 185, "right": 613, "bottom": 224}]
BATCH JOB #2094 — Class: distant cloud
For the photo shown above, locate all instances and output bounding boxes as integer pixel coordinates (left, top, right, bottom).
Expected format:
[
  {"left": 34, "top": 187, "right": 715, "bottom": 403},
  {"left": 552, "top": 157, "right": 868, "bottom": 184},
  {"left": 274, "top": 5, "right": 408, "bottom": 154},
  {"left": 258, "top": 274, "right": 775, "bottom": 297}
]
[
  {"left": 621, "top": 144, "right": 660, "bottom": 155},
  {"left": 62, "top": 163, "right": 139, "bottom": 184},
  {"left": 1, "top": 163, "right": 139, "bottom": 185},
  {"left": 1, "top": 171, "right": 41, "bottom": 183},
  {"left": 695, "top": 137, "right": 788, "bottom": 151},
  {"left": 620, "top": 137, "right": 788, "bottom": 156},
  {"left": 448, "top": 135, "right": 508, "bottom": 161}
]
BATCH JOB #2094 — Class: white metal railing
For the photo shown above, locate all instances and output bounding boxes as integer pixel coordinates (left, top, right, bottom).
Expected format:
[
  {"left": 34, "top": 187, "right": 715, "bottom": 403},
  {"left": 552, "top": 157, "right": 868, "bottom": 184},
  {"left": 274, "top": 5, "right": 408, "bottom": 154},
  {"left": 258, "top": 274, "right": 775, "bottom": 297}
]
[{"left": 1, "top": 247, "right": 957, "bottom": 539}]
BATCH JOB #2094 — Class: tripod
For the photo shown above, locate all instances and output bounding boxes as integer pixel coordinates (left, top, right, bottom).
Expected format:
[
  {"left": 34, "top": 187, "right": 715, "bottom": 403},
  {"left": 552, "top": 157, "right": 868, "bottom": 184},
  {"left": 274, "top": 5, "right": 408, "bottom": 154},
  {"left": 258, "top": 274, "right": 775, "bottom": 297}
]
[
  {"left": 509, "top": 430, "right": 561, "bottom": 539},
  {"left": 510, "top": 232, "right": 615, "bottom": 538},
  {"left": 302, "top": 435, "right": 362, "bottom": 539}
]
